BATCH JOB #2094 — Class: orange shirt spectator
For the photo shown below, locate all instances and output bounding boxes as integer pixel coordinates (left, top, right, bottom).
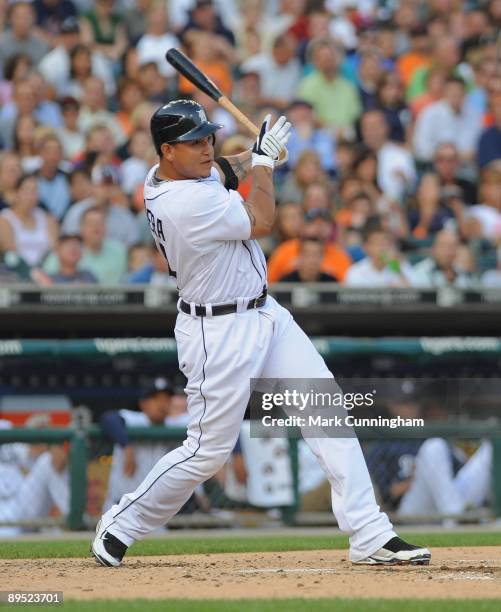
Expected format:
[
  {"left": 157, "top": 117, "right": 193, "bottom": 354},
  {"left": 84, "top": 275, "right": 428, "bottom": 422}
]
[
  {"left": 268, "top": 238, "right": 351, "bottom": 283},
  {"left": 179, "top": 60, "right": 232, "bottom": 98}
]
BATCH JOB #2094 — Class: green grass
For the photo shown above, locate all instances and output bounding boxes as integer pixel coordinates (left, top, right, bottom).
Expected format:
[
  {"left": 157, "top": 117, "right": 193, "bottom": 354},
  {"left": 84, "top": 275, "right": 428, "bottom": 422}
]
[
  {"left": 1, "top": 599, "right": 500, "bottom": 612},
  {"left": 1, "top": 531, "right": 500, "bottom": 560}
]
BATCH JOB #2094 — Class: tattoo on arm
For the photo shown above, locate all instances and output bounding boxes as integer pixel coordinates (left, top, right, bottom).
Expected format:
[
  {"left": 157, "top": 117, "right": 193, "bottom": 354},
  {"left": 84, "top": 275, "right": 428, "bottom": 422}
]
[
  {"left": 243, "top": 202, "right": 256, "bottom": 228},
  {"left": 232, "top": 157, "right": 247, "bottom": 179},
  {"left": 226, "top": 151, "right": 252, "bottom": 181}
]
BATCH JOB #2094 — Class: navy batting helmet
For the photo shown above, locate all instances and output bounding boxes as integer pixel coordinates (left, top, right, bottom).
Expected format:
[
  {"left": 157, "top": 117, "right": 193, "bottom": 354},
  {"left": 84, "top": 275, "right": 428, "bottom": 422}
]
[{"left": 150, "top": 99, "right": 222, "bottom": 155}]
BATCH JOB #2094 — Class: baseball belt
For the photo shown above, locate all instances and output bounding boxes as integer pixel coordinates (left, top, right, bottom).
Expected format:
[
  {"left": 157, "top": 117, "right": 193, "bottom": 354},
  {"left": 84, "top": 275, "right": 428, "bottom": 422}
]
[{"left": 179, "top": 288, "right": 267, "bottom": 317}]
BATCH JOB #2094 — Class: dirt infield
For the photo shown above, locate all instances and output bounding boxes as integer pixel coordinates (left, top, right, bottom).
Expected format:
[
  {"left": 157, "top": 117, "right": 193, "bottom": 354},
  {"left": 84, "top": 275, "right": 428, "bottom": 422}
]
[{"left": 3, "top": 547, "right": 501, "bottom": 600}]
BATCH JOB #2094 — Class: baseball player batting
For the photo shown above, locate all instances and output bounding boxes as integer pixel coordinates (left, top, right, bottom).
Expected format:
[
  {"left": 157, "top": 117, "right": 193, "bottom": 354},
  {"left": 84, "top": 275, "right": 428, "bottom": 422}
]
[{"left": 91, "top": 99, "right": 431, "bottom": 567}]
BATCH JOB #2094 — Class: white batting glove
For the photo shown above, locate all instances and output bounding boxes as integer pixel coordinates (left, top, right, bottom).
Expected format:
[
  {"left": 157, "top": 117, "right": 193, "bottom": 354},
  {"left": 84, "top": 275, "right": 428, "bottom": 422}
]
[{"left": 252, "top": 114, "right": 291, "bottom": 169}]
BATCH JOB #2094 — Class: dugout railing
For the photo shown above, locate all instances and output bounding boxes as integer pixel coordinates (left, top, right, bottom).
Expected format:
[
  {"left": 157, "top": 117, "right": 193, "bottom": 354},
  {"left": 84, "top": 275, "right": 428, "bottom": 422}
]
[{"left": 1, "top": 422, "right": 500, "bottom": 531}]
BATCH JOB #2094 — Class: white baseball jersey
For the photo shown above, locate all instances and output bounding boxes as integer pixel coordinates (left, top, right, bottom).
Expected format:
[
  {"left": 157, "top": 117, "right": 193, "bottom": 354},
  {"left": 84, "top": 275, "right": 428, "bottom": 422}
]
[{"left": 143, "top": 165, "right": 267, "bottom": 304}]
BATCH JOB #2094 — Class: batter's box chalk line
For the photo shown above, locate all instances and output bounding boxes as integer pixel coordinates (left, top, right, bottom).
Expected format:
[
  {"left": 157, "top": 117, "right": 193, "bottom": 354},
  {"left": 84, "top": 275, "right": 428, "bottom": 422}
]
[{"left": 236, "top": 568, "right": 337, "bottom": 574}]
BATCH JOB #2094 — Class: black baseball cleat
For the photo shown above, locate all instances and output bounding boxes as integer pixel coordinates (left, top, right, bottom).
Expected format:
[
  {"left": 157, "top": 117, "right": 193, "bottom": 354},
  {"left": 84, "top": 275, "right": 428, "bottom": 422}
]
[
  {"left": 90, "top": 520, "right": 128, "bottom": 567},
  {"left": 353, "top": 536, "right": 431, "bottom": 565}
]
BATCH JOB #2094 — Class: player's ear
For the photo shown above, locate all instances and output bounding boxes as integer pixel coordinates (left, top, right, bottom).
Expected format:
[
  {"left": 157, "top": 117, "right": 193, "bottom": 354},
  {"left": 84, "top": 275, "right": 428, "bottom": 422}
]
[{"left": 160, "top": 142, "right": 174, "bottom": 161}]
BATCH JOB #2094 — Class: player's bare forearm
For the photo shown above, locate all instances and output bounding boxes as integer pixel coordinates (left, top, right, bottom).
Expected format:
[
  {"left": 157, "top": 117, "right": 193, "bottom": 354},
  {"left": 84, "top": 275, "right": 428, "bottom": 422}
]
[
  {"left": 220, "top": 150, "right": 252, "bottom": 182},
  {"left": 244, "top": 165, "right": 275, "bottom": 238}
]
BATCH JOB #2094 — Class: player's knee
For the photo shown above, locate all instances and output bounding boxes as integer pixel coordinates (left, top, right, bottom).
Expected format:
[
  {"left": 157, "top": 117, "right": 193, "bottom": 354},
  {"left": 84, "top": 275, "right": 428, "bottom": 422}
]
[
  {"left": 196, "top": 447, "right": 232, "bottom": 478},
  {"left": 417, "top": 438, "right": 449, "bottom": 465}
]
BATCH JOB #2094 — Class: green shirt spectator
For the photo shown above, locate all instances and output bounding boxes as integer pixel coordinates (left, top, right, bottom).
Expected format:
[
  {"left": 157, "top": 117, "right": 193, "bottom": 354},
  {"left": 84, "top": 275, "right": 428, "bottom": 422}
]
[
  {"left": 43, "top": 206, "right": 127, "bottom": 285},
  {"left": 298, "top": 38, "right": 361, "bottom": 132}
]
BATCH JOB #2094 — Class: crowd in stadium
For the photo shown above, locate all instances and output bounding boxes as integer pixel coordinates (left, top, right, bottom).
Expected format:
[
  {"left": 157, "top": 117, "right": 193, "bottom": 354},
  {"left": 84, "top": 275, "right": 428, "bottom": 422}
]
[{"left": 0, "top": 0, "right": 500, "bottom": 288}]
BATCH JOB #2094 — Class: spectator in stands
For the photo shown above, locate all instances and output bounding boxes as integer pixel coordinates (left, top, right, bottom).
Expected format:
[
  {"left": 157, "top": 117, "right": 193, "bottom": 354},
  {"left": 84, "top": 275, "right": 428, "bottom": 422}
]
[
  {"left": 357, "top": 50, "right": 382, "bottom": 112},
  {"left": 0, "top": 152, "right": 23, "bottom": 211},
  {"left": 78, "top": 76, "right": 126, "bottom": 146},
  {"left": 360, "top": 109, "right": 416, "bottom": 202},
  {"left": 115, "top": 78, "right": 145, "bottom": 139},
  {"left": 27, "top": 70, "right": 64, "bottom": 129},
  {"left": 34, "top": 0, "right": 78, "bottom": 39},
  {"left": 62, "top": 164, "right": 139, "bottom": 247},
  {"left": 48, "top": 233, "right": 97, "bottom": 284},
  {"left": 100, "top": 377, "right": 179, "bottom": 511},
  {"left": 136, "top": 60, "right": 171, "bottom": 104},
  {"left": 122, "top": 0, "right": 151, "bottom": 46},
  {"left": 477, "top": 91, "right": 501, "bottom": 169},
  {"left": 66, "top": 167, "right": 94, "bottom": 213},
  {"left": 376, "top": 71, "right": 411, "bottom": 144},
  {"left": 273, "top": 201, "right": 303, "bottom": 245},
  {"left": 409, "top": 66, "right": 447, "bottom": 119},
  {"left": 56, "top": 96, "right": 85, "bottom": 160},
  {"left": 298, "top": 37, "right": 361, "bottom": 136},
  {"left": 38, "top": 16, "right": 82, "bottom": 96},
  {"left": 125, "top": 245, "right": 176, "bottom": 286},
  {"left": 412, "top": 229, "right": 477, "bottom": 288},
  {"left": 431, "top": 143, "right": 477, "bottom": 206},
  {"left": 285, "top": 99, "right": 336, "bottom": 173},
  {"left": 36, "top": 133, "right": 72, "bottom": 221},
  {"left": 77, "top": 205, "right": 126, "bottom": 284},
  {"left": 280, "top": 150, "right": 327, "bottom": 204},
  {"left": 0, "top": 79, "right": 37, "bottom": 150},
  {"left": 413, "top": 76, "right": 483, "bottom": 165},
  {"left": 465, "top": 165, "right": 501, "bottom": 245},
  {"left": 12, "top": 114, "right": 40, "bottom": 173},
  {"left": 126, "top": 243, "right": 152, "bottom": 276},
  {"left": 179, "top": 31, "right": 233, "bottom": 99},
  {"left": 481, "top": 245, "right": 501, "bottom": 288},
  {"left": 43, "top": 205, "right": 125, "bottom": 284},
  {"left": 0, "top": 1, "right": 49, "bottom": 76},
  {"left": 0, "top": 52, "right": 32, "bottom": 106},
  {"left": 279, "top": 237, "right": 338, "bottom": 283},
  {"left": 268, "top": 209, "right": 351, "bottom": 283},
  {"left": 407, "top": 36, "right": 462, "bottom": 101},
  {"left": 136, "top": 1, "right": 179, "bottom": 78},
  {"left": 80, "top": 0, "right": 127, "bottom": 65},
  {"left": 344, "top": 217, "right": 415, "bottom": 287},
  {"left": 180, "top": 0, "right": 236, "bottom": 48},
  {"left": 396, "top": 25, "right": 430, "bottom": 89},
  {"left": 466, "top": 52, "right": 497, "bottom": 117},
  {"left": 121, "top": 129, "right": 154, "bottom": 198},
  {"left": 0, "top": 174, "right": 58, "bottom": 268},
  {"left": 335, "top": 191, "right": 374, "bottom": 254},
  {"left": 240, "top": 32, "right": 301, "bottom": 110}
]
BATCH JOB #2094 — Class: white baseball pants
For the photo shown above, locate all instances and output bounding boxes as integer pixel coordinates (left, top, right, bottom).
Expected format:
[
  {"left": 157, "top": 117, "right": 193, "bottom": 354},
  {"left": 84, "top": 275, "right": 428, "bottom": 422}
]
[{"left": 102, "top": 295, "right": 395, "bottom": 562}]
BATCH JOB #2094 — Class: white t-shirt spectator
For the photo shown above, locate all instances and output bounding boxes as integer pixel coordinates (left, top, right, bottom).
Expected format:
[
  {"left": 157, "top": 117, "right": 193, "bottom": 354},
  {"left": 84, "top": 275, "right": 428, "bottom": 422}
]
[
  {"left": 241, "top": 53, "right": 302, "bottom": 103},
  {"left": 377, "top": 142, "right": 416, "bottom": 202},
  {"left": 136, "top": 32, "right": 179, "bottom": 78},
  {"left": 344, "top": 257, "right": 416, "bottom": 287},
  {"left": 413, "top": 100, "right": 483, "bottom": 162},
  {"left": 467, "top": 205, "right": 501, "bottom": 243},
  {"left": 411, "top": 257, "right": 477, "bottom": 288}
]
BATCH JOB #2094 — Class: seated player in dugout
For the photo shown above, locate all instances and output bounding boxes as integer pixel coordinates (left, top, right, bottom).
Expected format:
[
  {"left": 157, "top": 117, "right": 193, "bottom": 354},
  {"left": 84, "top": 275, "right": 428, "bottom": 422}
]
[{"left": 91, "top": 99, "right": 430, "bottom": 568}]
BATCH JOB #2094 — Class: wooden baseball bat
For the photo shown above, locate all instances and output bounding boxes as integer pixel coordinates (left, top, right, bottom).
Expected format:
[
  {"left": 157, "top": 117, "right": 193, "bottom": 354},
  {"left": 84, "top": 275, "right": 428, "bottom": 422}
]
[{"left": 165, "top": 48, "right": 262, "bottom": 140}]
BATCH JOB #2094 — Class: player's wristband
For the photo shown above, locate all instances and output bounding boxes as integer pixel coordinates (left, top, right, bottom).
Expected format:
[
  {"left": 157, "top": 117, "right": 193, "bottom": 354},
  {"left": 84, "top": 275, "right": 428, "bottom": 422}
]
[{"left": 251, "top": 153, "right": 274, "bottom": 169}]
